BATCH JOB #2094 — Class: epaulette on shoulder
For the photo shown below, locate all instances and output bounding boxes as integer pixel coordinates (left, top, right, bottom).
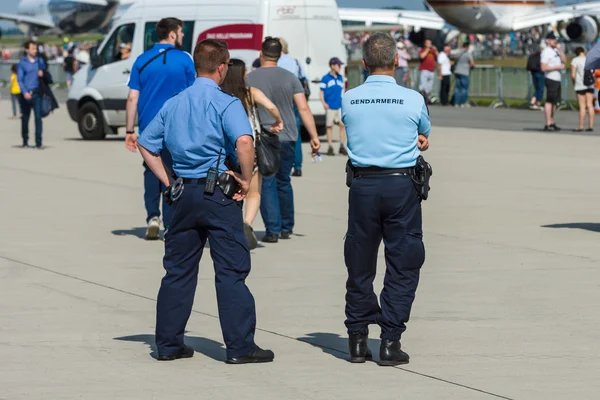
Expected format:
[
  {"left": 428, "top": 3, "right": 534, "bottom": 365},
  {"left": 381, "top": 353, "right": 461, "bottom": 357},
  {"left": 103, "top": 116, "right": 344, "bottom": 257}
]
[{"left": 219, "top": 88, "right": 235, "bottom": 97}]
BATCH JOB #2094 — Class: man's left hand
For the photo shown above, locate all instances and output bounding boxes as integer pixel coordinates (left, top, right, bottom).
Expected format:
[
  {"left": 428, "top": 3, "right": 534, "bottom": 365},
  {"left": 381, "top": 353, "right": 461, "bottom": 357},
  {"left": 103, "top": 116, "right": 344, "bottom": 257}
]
[
  {"left": 38, "top": 70, "right": 43, "bottom": 77},
  {"left": 225, "top": 171, "right": 250, "bottom": 202},
  {"left": 417, "top": 134, "right": 429, "bottom": 151}
]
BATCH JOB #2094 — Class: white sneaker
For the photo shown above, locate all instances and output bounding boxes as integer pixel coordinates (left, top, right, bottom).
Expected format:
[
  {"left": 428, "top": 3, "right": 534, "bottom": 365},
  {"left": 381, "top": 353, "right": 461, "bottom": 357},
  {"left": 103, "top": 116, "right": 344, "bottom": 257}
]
[{"left": 145, "top": 217, "right": 161, "bottom": 240}]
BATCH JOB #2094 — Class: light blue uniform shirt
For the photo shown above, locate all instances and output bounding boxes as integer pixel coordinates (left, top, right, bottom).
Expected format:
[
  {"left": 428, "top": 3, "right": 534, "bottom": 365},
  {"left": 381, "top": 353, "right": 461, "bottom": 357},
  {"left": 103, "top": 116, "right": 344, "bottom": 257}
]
[
  {"left": 138, "top": 78, "right": 253, "bottom": 178},
  {"left": 342, "top": 75, "right": 431, "bottom": 169}
]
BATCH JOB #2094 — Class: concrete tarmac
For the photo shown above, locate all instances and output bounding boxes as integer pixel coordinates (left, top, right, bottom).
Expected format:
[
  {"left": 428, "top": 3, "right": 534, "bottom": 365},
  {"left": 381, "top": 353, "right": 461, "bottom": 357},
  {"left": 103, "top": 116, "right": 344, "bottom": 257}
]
[{"left": 0, "top": 103, "right": 599, "bottom": 400}]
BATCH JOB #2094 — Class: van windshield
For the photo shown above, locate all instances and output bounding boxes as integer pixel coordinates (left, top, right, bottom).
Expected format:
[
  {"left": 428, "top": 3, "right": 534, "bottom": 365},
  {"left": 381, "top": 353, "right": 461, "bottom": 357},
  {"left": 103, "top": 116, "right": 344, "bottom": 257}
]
[{"left": 143, "top": 21, "right": 195, "bottom": 53}]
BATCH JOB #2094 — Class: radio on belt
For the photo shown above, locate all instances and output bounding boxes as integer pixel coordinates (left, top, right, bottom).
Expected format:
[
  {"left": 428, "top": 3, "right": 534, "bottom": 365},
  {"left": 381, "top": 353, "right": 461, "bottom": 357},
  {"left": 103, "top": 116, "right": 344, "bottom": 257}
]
[{"left": 205, "top": 150, "right": 222, "bottom": 194}]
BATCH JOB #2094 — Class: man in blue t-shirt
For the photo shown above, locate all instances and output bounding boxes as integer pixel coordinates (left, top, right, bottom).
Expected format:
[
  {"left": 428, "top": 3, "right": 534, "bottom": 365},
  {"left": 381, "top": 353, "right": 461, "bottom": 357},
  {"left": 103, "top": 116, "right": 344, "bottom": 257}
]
[
  {"left": 125, "top": 17, "right": 196, "bottom": 240},
  {"left": 320, "top": 57, "right": 347, "bottom": 156}
]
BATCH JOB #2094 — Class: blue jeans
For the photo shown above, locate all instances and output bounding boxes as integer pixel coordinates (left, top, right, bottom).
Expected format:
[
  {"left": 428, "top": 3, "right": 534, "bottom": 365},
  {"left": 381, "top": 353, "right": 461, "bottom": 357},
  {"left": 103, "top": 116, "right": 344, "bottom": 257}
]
[
  {"left": 20, "top": 92, "right": 43, "bottom": 147},
  {"left": 532, "top": 71, "right": 545, "bottom": 101},
  {"left": 11, "top": 94, "right": 21, "bottom": 117},
  {"left": 454, "top": 74, "right": 470, "bottom": 105},
  {"left": 293, "top": 107, "right": 302, "bottom": 171},
  {"left": 260, "top": 141, "right": 296, "bottom": 236},
  {"left": 144, "top": 149, "right": 173, "bottom": 227}
]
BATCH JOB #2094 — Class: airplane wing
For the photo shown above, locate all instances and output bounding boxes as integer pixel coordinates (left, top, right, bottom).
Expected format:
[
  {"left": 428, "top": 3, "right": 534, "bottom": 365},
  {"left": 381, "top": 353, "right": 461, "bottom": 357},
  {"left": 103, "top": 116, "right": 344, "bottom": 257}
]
[
  {"left": 0, "top": 13, "right": 55, "bottom": 31},
  {"left": 512, "top": 2, "right": 600, "bottom": 31},
  {"left": 338, "top": 8, "right": 446, "bottom": 31}
]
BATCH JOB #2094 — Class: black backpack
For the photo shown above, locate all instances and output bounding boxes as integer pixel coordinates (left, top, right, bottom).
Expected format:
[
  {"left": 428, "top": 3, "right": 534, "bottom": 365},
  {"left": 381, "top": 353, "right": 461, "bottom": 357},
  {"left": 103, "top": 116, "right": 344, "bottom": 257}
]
[
  {"left": 295, "top": 59, "right": 311, "bottom": 99},
  {"left": 526, "top": 52, "right": 541, "bottom": 73},
  {"left": 584, "top": 69, "right": 596, "bottom": 86}
]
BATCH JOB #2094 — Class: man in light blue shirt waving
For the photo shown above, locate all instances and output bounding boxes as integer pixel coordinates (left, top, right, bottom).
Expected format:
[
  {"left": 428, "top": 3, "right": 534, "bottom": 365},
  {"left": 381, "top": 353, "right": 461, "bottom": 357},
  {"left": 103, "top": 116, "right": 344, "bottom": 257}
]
[{"left": 341, "top": 32, "right": 430, "bottom": 367}]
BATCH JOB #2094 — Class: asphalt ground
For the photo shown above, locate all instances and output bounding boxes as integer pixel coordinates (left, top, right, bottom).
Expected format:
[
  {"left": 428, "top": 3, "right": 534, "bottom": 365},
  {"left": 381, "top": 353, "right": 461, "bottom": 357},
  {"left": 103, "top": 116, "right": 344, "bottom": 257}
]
[{"left": 0, "top": 94, "right": 599, "bottom": 399}]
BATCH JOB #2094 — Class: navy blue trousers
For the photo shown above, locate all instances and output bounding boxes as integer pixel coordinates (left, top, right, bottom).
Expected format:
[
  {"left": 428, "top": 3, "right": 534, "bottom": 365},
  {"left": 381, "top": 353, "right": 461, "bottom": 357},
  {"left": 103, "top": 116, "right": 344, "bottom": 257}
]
[
  {"left": 155, "top": 184, "right": 257, "bottom": 359},
  {"left": 344, "top": 175, "right": 425, "bottom": 341},
  {"left": 20, "top": 92, "right": 42, "bottom": 147},
  {"left": 143, "top": 149, "right": 173, "bottom": 226}
]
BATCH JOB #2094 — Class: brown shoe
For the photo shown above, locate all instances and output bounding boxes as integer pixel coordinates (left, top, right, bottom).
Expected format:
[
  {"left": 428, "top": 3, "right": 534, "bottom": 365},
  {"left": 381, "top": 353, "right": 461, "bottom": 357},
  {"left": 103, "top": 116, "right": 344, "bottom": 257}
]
[
  {"left": 339, "top": 146, "right": 347, "bottom": 156},
  {"left": 327, "top": 146, "right": 335, "bottom": 156}
]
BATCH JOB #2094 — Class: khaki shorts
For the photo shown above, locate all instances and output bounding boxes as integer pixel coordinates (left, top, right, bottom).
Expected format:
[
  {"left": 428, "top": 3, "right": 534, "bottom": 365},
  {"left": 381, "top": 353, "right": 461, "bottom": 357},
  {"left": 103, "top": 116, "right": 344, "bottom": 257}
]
[{"left": 326, "top": 108, "right": 342, "bottom": 127}]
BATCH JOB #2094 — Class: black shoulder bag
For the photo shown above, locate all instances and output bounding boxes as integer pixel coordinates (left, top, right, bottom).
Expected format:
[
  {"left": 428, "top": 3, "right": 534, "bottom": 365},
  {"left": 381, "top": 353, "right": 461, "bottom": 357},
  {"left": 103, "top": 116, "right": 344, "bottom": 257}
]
[{"left": 248, "top": 90, "right": 281, "bottom": 177}]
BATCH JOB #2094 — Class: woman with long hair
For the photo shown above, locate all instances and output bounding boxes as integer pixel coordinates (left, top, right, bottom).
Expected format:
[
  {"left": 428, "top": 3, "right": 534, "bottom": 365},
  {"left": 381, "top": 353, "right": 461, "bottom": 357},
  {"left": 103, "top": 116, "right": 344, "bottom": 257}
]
[
  {"left": 221, "top": 58, "right": 284, "bottom": 249},
  {"left": 571, "top": 47, "right": 595, "bottom": 132}
]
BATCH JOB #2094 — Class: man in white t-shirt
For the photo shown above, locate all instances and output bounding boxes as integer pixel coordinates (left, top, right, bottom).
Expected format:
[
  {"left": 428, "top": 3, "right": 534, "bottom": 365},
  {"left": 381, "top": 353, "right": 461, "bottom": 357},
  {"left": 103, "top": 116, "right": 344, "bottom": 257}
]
[
  {"left": 540, "top": 32, "right": 566, "bottom": 131},
  {"left": 437, "top": 46, "right": 452, "bottom": 105}
]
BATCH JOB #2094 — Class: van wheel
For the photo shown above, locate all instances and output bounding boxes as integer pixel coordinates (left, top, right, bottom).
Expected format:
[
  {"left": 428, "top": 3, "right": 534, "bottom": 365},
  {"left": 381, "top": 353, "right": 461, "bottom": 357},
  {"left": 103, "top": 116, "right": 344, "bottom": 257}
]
[{"left": 78, "top": 102, "right": 106, "bottom": 140}]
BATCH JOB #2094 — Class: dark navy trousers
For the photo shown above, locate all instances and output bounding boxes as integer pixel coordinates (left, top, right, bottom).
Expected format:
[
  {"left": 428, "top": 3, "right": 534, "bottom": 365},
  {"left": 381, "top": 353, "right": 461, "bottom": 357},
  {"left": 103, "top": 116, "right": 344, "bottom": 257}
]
[
  {"left": 143, "top": 149, "right": 173, "bottom": 226},
  {"left": 344, "top": 174, "right": 425, "bottom": 341},
  {"left": 156, "top": 184, "right": 257, "bottom": 359}
]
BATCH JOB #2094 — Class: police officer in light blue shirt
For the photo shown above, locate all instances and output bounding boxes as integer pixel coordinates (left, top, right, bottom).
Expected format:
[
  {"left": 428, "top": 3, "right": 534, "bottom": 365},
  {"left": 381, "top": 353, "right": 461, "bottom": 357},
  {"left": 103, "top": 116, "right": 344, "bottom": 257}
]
[
  {"left": 137, "top": 39, "right": 274, "bottom": 365},
  {"left": 126, "top": 18, "right": 196, "bottom": 240},
  {"left": 341, "top": 33, "right": 431, "bottom": 367}
]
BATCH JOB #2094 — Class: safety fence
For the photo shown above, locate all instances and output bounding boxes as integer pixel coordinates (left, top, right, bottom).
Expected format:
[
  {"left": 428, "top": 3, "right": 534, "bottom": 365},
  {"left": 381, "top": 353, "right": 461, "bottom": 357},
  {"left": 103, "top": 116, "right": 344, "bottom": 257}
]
[
  {"left": 0, "top": 62, "right": 69, "bottom": 89},
  {"left": 347, "top": 64, "right": 583, "bottom": 110},
  {"left": 0, "top": 62, "right": 585, "bottom": 111}
]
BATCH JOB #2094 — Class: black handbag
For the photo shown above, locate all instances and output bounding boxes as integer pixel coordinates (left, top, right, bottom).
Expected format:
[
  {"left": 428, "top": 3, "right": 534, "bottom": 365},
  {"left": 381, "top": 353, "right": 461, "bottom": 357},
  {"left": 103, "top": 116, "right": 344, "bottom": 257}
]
[{"left": 248, "top": 90, "right": 280, "bottom": 177}]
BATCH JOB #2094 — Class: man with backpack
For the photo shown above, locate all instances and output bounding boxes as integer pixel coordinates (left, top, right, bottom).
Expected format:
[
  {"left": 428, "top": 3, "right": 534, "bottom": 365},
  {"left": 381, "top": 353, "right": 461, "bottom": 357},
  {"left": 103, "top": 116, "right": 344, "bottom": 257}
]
[
  {"left": 125, "top": 18, "right": 196, "bottom": 240},
  {"left": 540, "top": 32, "right": 566, "bottom": 131},
  {"left": 526, "top": 49, "right": 545, "bottom": 110}
]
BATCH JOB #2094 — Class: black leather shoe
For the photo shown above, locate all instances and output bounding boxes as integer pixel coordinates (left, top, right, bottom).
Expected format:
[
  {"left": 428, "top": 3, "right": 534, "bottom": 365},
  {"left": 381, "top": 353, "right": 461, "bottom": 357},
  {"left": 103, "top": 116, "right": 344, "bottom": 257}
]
[
  {"left": 348, "top": 333, "right": 372, "bottom": 363},
  {"left": 379, "top": 339, "right": 409, "bottom": 366},
  {"left": 157, "top": 345, "right": 194, "bottom": 361},
  {"left": 280, "top": 231, "right": 293, "bottom": 240},
  {"left": 262, "top": 234, "right": 279, "bottom": 243},
  {"left": 292, "top": 169, "right": 302, "bottom": 177},
  {"left": 226, "top": 346, "right": 274, "bottom": 364}
]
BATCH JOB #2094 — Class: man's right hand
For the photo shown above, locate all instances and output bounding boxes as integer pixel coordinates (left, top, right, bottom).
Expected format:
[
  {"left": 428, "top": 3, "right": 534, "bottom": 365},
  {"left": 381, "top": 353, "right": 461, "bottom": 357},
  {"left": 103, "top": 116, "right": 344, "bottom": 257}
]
[
  {"left": 125, "top": 133, "right": 138, "bottom": 152},
  {"left": 323, "top": 103, "right": 329, "bottom": 110},
  {"left": 24, "top": 92, "right": 32, "bottom": 101},
  {"left": 310, "top": 137, "right": 321, "bottom": 156}
]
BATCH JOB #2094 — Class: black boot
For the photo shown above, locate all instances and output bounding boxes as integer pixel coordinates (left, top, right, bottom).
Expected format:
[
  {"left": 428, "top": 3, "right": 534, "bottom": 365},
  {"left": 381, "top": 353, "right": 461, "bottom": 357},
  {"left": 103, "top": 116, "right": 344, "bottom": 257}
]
[
  {"left": 348, "top": 333, "right": 372, "bottom": 363},
  {"left": 379, "top": 339, "right": 409, "bottom": 366}
]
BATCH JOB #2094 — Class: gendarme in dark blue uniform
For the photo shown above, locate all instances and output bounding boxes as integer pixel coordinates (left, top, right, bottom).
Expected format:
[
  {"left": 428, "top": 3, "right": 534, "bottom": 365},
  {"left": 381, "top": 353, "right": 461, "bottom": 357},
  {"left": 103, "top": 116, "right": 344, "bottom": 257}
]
[
  {"left": 138, "top": 77, "right": 259, "bottom": 361},
  {"left": 342, "top": 74, "right": 431, "bottom": 365}
]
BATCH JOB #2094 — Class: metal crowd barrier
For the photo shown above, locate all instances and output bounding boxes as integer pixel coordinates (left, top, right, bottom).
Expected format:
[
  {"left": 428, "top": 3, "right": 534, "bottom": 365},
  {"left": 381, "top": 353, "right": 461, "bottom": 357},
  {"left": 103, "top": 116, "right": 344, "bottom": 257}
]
[
  {"left": 0, "top": 62, "right": 68, "bottom": 88},
  {"left": 346, "top": 64, "right": 580, "bottom": 109}
]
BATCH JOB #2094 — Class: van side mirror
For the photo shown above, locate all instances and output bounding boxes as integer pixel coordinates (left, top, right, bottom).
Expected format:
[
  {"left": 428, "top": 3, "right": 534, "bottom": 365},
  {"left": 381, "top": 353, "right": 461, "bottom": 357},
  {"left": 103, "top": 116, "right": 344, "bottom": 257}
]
[
  {"left": 90, "top": 47, "right": 102, "bottom": 69},
  {"left": 306, "top": 57, "right": 311, "bottom": 65}
]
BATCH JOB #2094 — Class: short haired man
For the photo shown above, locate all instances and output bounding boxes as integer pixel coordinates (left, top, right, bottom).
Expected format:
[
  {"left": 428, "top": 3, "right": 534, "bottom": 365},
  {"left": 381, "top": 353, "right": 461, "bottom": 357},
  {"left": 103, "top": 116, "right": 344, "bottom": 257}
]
[
  {"left": 138, "top": 38, "right": 273, "bottom": 364},
  {"left": 342, "top": 32, "right": 430, "bottom": 366},
  {"left": 419, "top": 39, "right": 438, "bottom": 104},
  {"left": 321, "top": 57, "right": 347, "bottom": 156},
  {"left": 125, "top": 18, "right": 196, "bottom": 240},
  {"left": 541, "top": 32, "right": 566, "bottom": 131},
  {"left": 17, "top": 40, "right": 46, "bottom": 148},
  {"left": 437, "top": 46, "right": 452, "bottom": 106},
  {"left": 453, "top": 42, "right": 475, "bottom": 107},
  {"left": 247, "top": 37, "right": 320, "bottom": 243}
]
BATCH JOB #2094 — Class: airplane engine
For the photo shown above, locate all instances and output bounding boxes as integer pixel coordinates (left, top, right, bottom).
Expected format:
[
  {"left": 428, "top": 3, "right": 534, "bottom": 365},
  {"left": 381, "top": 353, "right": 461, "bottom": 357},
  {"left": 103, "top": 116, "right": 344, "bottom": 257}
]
[{"left": 563, "top": 16, "right": 599, "bottom": 43}]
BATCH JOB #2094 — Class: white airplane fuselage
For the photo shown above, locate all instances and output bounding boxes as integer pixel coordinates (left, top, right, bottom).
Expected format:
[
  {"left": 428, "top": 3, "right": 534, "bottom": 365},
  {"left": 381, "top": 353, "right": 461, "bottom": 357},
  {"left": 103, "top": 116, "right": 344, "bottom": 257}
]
[
  {"left": 15, "top": 0, "right": 119, "bottom": 35},
  {"left": 426, "top": 0, "right": 551, "bottom": 33}
]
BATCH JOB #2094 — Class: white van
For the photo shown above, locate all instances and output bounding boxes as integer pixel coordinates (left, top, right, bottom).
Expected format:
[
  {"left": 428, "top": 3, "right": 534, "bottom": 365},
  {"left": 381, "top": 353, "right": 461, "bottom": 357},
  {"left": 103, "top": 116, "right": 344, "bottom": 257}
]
[{"left": 66, "top": 0, "right": 347, "bottom": 140}]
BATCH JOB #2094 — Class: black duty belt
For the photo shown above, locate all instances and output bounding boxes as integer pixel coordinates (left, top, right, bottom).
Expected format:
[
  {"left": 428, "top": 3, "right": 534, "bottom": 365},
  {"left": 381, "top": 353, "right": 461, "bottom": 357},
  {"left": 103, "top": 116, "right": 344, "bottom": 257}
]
[
  {"left": 354, "top": 166, "right": 413, "bottom": 177},
  {"left": 182, "top": 178, "right": 207, "bottom": 185}
]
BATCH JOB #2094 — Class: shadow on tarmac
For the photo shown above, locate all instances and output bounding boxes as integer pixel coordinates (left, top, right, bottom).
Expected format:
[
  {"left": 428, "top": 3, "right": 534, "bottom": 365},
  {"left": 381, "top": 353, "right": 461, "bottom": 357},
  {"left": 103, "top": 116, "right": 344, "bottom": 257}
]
[
  {"left": 297, "top": 332, "right": 381, "bottom": 363},
  {"left": 111, "top": 227, "right": 148, "bottom": 239},
  {"left": 114, "top": 333, "right": 226, "bottom": 361},
  {"left": 542, "top": 222, "right": 600, "bottom": 233}
]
